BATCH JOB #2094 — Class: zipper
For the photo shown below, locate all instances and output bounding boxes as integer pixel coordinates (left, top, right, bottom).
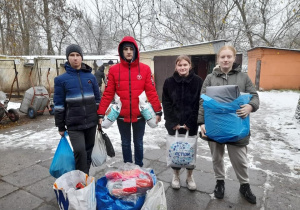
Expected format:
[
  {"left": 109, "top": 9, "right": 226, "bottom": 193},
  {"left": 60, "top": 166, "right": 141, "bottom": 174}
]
[
  {"left": 129, "top": 63, "right": 132, "bottom": 122},
  {"left": 77, "top": 71, "right": 87, "bottom": 126}
]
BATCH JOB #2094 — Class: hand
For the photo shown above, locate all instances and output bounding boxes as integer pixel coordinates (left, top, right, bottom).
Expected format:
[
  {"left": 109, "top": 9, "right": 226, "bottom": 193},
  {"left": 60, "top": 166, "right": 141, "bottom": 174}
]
[
  {"left": 156, "top": 115, "right": 161, "bottom": 124},
  {"left": 200, "top": 124, "right": 207, "bottom": 138},
  {"left": 183, "top": 124, "right": 190, "bottom": 130},
  {"left": 98, "top": 118, "right": 103, "bottom": 130},
  {"left": 236, "top": 104, "right": 253, "bottom": 118},
  {"left": 173, "top": 124, "right": 181, "bottom": 130},
  {"left": 59, "top": 131, "right": 65, "bottom": 136}
]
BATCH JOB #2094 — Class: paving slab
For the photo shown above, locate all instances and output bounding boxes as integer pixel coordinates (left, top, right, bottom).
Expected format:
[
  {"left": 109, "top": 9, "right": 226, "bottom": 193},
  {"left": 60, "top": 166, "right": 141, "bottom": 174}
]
[
  {"left": 165, "top": 187, "right": 211, "bottom": 210},
  {"left": 144, "top": 148, "right": 165, "bottom": 160},
  {"left": 2, "top": 164, "right": 50, "bottom": 187},
  {"left": 0, "top": 190, "right": 43, "bottom": 210},
  {"left": 0, "top": 148, "right": 52, "bottom": 176},
  {"left": 0, "top": 180, "right": 18, "bottom": 198},
  {"left": 227, "top": 167, "right": 268, "bottom": 186},
  {"left": 36, "top": 204, "right": 58, "bottom": 210},
  {"left": 25, "top": 176, "right": 56, "bottom": 202}
]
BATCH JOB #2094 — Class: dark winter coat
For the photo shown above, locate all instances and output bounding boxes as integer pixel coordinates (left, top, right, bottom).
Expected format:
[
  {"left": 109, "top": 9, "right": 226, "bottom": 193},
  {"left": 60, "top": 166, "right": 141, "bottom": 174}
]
[
  {"left": 97, "top": 36, "right": 162, "bottom": 122},
  {"left": 162, "top": 71, "right": 203, "bottom": 136},
  {"left": 54, "top": 62, "right": 101, "bottom": 131},
  {"left": 94, "top": 65, "right": 106, "bottom": 87},
  {"left": 198, "top": 63, "right": 260, "bottom": 146}
]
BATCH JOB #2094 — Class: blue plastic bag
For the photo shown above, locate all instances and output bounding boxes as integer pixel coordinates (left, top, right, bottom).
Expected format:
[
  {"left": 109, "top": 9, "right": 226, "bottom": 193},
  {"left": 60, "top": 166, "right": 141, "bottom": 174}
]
[
  {"left": 201, "top": 94, "right": 252, "bottom": 143},
  {"left": 95, "top": 169, "right": 156, "bottom": 210},
  {"left": 49, "top": 133, "right": 75, "bottom": 178}
]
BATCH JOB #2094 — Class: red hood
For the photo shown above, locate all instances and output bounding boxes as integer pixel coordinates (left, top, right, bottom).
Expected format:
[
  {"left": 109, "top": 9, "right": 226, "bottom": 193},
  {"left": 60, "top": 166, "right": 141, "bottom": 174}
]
[{"left": 118, "top": 36, "right": 139, "bottom": 65}]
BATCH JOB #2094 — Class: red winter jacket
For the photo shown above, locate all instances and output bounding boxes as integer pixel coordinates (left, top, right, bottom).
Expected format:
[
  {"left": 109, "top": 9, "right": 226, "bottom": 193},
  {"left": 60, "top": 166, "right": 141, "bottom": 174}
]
[{"left": 97, "top": 36, "right": 162, "bottom": 122}]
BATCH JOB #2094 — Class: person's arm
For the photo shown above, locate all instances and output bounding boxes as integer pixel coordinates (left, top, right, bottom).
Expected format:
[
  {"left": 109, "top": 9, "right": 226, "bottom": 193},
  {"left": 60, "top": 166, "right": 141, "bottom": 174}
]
[
  {"left": 236, "top": 75, "right": 260, "bottom": 118},
  {"left": 245, "top": 75, "right": 259, "bottom": 112},
  {"left": 144, "top": 67, "right": 162, "bottom": 115},
  {"left": 53, "top": 77, "right": 66, "bottom": 134},
  {"left": 197, "top": 75, "right": 211, "bottom": 125},
  {"left": 185, "top": 77, "right": 203, "bottom": 129},
  {"left": 92, "top": 75, "right": 101, "bottom": 104},
  {"left": 162, "top": 79, "right": 178, "bottom": 128},
  {"left": 97, "top": 67, "right": 116, "bottom": 119}
]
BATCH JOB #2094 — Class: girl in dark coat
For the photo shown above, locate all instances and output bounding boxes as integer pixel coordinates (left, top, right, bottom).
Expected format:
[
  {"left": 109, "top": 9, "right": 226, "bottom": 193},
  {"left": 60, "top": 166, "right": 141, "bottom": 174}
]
[{"left": 162, "top": 55, "right": 203, "bottom": 190}]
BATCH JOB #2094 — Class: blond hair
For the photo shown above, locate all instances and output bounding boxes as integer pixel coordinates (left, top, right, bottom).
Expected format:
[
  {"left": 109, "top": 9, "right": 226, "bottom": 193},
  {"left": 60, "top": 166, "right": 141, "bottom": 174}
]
[{"left": 217, "top": 45, "right": 237, "bottom": 57}]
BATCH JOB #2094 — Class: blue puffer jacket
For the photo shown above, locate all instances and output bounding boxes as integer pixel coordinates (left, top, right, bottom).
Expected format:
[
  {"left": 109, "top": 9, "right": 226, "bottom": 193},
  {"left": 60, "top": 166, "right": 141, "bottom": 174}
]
[{"left": 54, "top": 62, "right": 101, "bottom": 131}]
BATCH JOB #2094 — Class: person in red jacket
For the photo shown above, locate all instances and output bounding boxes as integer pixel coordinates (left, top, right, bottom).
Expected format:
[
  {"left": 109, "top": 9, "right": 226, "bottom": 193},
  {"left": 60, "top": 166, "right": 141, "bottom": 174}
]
[{"left": 97, "top": 36, "right": 162, "bottom": 167}]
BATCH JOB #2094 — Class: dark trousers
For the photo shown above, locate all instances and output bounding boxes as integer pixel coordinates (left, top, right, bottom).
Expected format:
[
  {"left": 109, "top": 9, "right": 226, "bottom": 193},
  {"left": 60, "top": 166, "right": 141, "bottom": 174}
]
[
  {"left": 68, "top": 126, "right": 96, "bottom": 174},
  {"left": 117, "top": 118, "right": 146, "bottom": 167}
]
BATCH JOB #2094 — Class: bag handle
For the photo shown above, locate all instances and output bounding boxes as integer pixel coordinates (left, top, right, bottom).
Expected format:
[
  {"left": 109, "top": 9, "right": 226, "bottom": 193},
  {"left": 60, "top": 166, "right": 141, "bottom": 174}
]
[{"left": 175, "top": 126, "right": 189, "bottom": 138}]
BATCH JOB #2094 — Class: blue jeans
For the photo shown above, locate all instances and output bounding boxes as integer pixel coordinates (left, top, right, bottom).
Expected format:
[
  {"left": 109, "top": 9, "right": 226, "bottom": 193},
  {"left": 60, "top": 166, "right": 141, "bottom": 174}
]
[{"left": 117, "top": 118, "right": 146, "bottom": 167}]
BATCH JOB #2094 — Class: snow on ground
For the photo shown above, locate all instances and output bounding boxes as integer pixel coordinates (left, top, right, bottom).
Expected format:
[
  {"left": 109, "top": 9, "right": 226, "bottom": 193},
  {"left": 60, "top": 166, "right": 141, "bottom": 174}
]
[{"left": 1, "top": 90, "right": 300, "bottom": 176}]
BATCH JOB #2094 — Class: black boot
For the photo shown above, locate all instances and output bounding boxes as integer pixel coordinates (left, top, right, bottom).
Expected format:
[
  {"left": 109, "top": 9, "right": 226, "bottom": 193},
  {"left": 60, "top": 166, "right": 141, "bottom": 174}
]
[
  {"left": 214, "top": 180, "right": 225, "bottom": 199},
  {"left": 240, "top": 183, "right": 256, "bottom": 204}
]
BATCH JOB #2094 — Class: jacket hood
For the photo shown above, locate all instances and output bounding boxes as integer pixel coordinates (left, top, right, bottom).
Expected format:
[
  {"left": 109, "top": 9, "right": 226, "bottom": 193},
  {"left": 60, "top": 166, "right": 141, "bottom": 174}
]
[
  {"left": 118, "top": 36, "right": 139, "bottom": 65},
  {"left": 212, "top": 63, "right": 241, "bottom": 76},
  {"left": 65, "top": 62, "right": 92, "bottom": 73}
]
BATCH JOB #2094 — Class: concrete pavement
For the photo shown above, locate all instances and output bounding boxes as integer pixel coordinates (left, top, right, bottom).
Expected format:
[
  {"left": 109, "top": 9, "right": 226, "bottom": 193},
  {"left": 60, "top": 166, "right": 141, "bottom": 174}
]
[
  {"left": 0, "top": 109, "right": 300, "bottom": 210},
  {"left": 1, "top": 141, "right": 299, "bottom": 210}
]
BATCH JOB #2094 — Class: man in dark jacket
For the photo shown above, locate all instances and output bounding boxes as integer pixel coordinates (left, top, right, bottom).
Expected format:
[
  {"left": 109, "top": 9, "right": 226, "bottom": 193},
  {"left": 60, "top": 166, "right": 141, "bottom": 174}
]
[
  {"left": 54, "top": 44, "right": 101, "bottom": 174},
  {"left": 94, "top": 65, "right": 106, "bottom": 95}
]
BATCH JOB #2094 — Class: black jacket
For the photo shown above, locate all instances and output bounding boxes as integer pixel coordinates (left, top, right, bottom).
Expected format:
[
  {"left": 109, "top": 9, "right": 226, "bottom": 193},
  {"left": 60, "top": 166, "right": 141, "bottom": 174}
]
[
  {"left": 162, "top": 71, "right": 203, "bottom": 136},
  {"left": 94, "top": 65, "right": 106, "bottom": 87}
]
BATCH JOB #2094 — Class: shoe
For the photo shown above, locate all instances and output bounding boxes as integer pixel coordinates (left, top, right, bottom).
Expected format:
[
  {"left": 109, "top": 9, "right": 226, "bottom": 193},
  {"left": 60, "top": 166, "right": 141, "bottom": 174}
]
[
  {"left": 186, "top": 170, "right": 196, "bottom": 190},
  {"left": 214, "top": 180, "right": 225, "bottom": 199},
  {"left": 171, "top": 170, "right": 180, "bottom": 189},
  {"left": 240, "top": 183, "right": 256, "bottom": 204}
]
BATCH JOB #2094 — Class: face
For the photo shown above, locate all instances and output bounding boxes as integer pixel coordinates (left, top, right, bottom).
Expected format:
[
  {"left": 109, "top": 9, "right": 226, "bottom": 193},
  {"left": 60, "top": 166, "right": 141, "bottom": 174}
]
[
  {"left": 218, "top": 49, "right": 235, "bottom": 72},
  {"left": 68, "top": 52, "right": 82, "bottom": 69},
  {"left": 123, "top": 47, "right": 134, "bottom": 61},
  {"left": 176, "top": 59, "right": 191, "bottom": 77}
]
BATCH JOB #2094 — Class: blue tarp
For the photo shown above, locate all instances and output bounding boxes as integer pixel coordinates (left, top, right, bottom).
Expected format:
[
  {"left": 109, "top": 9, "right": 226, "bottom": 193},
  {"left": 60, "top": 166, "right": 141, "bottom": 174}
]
[{"left": 201, "top": 94, "right": 252, "bottom": 143}]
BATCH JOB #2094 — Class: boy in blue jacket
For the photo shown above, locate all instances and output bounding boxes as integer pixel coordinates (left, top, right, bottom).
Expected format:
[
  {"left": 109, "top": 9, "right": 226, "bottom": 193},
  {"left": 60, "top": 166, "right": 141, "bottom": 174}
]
[{"left": 54, "top": 44, "right": 101, "bottom": 174}]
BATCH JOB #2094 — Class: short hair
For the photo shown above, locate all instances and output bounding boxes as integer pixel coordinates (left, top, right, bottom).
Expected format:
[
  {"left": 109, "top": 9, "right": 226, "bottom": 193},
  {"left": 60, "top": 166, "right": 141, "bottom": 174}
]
[{"left": 175, "top": 55, "right": 192, "bottom": 70}]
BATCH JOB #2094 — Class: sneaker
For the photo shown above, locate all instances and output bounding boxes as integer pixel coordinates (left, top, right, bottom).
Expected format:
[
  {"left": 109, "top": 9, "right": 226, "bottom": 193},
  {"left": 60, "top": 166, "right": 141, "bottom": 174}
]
[
  {"left": 240, "top": 183, "right": 256, "bottom": 204},
  {"left": 214, "top": 180, "right": 225, "bottom": 199},
  {"left": 186, "top": 175, "right": 196, "bottom": 191},
  {"left": 171, "top": 174, "right": 180, "bottom": 189}
]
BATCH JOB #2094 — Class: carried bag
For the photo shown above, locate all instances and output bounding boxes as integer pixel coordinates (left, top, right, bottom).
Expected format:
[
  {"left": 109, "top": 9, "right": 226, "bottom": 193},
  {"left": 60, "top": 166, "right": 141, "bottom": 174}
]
[
  {"left": 100, "top": 128, "right": 115, "bottom": 157},
  {"left": 49, "top": 134, "right": 75, "bottom": 178},
  {"left": 201, "top": 94, "right": 252, "bottom": 143},
  {"left": 102, "top": 94, "right": 122, "bottom": 129},
  {"left": 91, "top": 130, "right": 107, "bottom": 167},
  {"left": 53, "top": 170, "right": 96, "bottom": 210},
  {"left": 141, "top": 181, "right": 167, "bottom": 210},
  {"left": 95, "top": 165, "right": 157, "bottom": 210},
  {"left": 139, "top": 91, "right": 157, "bottom": 128},
  {"left": 166, "top": 129, "right": 198, "bottom": 168}
]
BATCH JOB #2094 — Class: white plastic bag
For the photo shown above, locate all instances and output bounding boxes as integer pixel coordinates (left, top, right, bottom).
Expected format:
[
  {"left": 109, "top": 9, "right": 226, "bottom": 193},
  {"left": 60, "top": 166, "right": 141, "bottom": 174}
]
[
  {"left": 53, "top": 170, "right": 96, "bottom": 210},
  {"left": 102, "top": 94, "right": 122, "bottom": 129},
  {"left": 139, "top": 91, "right": 157, "bottom": 128},
  {"left": 91, "top": 130, "right": 107, "bottom": 167},
  {"left": 141, "top": 181, "right": 167, "bottom": 210},
  {"left": 166, "top": 130, "right": 198, "bottom": 168}
]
